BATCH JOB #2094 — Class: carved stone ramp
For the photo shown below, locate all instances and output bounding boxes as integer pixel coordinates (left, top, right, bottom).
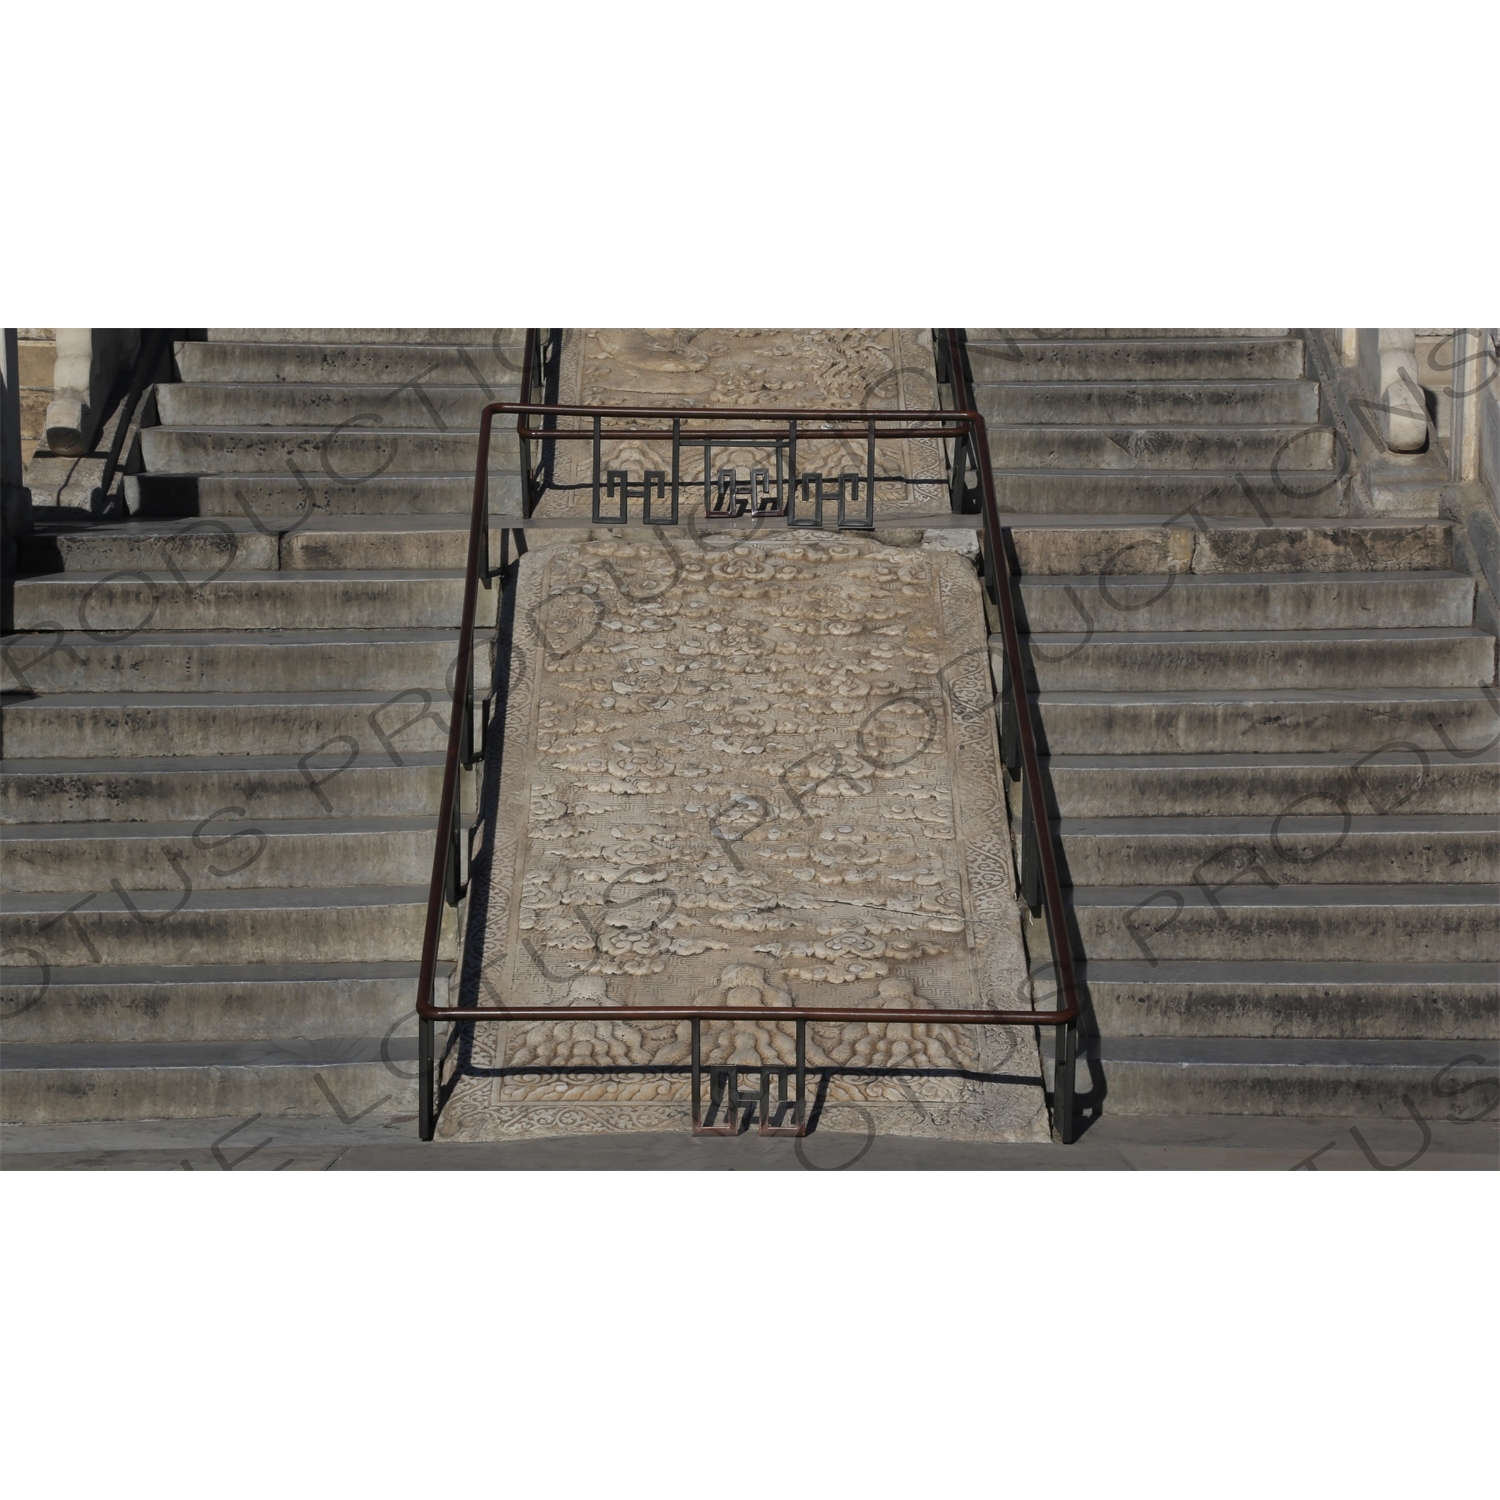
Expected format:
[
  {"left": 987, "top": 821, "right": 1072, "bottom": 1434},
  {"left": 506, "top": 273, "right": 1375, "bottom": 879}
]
[{"left": 439, "top": 331, "right": 1049, "bottom": 1142}]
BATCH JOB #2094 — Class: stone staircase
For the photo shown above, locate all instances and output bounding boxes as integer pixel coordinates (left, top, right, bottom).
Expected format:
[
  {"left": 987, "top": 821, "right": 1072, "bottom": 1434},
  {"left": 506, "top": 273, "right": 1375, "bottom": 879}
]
[
  {"left": 4, "top": 326, "right": 1496, "bottom": 1139},
  {"left": 1, "top": 330, "right": 519, "bottom": 1124},
  {"left": 971, "top": 329, "right": 1500, "bottom": 1118}
]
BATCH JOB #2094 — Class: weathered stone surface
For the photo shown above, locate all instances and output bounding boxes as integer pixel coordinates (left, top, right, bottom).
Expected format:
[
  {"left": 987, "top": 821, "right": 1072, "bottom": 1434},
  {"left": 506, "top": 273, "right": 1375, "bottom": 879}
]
[
  {"left": 442, "top": 529, "right": 1046, "bottom": 1141},
  {"left": 1191, "top": 523, "right": 1454, "bottom": 574},
  {"left": 1010, "top": 526, "right": 1190, "bottom": 577}
]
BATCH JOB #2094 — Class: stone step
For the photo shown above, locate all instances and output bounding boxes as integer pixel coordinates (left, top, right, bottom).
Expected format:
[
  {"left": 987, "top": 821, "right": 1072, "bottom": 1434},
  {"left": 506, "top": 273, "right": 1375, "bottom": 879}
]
[
  {"left": 129, "top": 471, "right": 520, "bottom": 520},
  {"left": 0, "top": 960, "right": 449, "bottom": 1044},
  {"left": 966, "top": 337, "right": 1305, "bottom": 382},
  {"left": 1, "top": 884, "right": 451, "bottom": 967},
  {"left": 0, "top": 628, "right": 488, "bottom": 694},
  {"left": 1044, "top": 1037, "right": 1499, "bottom": 1118},
  {"left": 0, "top": 815, "right": 440, "bottom": 893},
  {"left": 155, "top": 381, "right": 522, "bottom": 430},
  {"left": 1367, "top": 475, "right": 1451, "bottom": 516},
  {"left": 14, "top": 516, "right": 501, "bottom": 575},
  {"left": 24, "top": 453, "right": 112, "bottom": 515},
  {"left": 1019, "top": 571, "right": 1475, "bottom": 632},
  {"left": 1023, "top": 628, "right": 1495, "bottom": 692},
  {"left": 976, "top": 380, "right": 1320, "bottom": 426},
  {"left": 19, "top": 520, "right": 280, "bottom": 574},
  {"left": 281, "top": 516, "right": 475, "bottom": 570},
  {"left": 1055, "top": 813, "right": 1499, "bottom": 887},
  {"left": 991, "top": 470, "right": 1351, "bottom": 516},
  {"left": 0, "top": 691, "right": 461, "bottom": 758},
  {"left": 989, "top": 424, "right": 1335, "bottom": 471},
  {"left": 0, "top": 1037, "right": 419, "bottom": 1124},
  {"left": 0, "top": 753, "right": 446, "bottom": 824},
  {"left": 176, "top": 339, "right": 526, "bottom": 385},
  {"left": 1032, "top": 686, "right": 1500, "bottom": 754},
  {"left": 1035, "top": 960, "right": 1498, "bottom": 1040},
  {"left": 141, "top": 425, "right": 490, "bottom": 476},
  {"left": 1059, "top": 884, "right": 1499, "bottom": 963},
  {"left": 1007, "top": 520, "right": 1454, "bottom": 576},
  {"left": 1041, "top": 749, "right": 1500, "bottom": 818},
  {"left": 10, "top": 569, "right": 492, "bottom": 631},
  {"left": 207, "top": 328, "right": 524, "bottom": 345}
]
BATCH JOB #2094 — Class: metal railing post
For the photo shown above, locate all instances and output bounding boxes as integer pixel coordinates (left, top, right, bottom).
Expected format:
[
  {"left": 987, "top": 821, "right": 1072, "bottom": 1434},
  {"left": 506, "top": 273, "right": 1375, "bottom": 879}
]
[
  {"left": 1055, "top": 1019, "right": 1077, "bottom": 1144},
  {"left": 1019, "top": 780, "right": 1043, "bottom": 915},
  {"left": 690, "top": 1019, "right": 702, "bottom": 1132},
  {"left": 998, "top": 667, "right": 1022, "bottom": 777},
  {"left": 415, "top": 363, "right": 1084, "bottom": 1142},
  {"left": 479, "top": 465, "right": 491, "bottom": 583},
  {"left": 419, "top": 1015, "right": 435, "bottom": 1141},
  {"left": 591, "top": 415, "right": 603, "bottom": 522}
]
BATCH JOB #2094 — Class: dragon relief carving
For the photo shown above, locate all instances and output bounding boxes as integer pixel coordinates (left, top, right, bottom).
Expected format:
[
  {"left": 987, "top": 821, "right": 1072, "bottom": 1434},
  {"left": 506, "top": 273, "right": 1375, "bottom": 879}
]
[
  {"left": 440, "top": 328, "right": 1044, "bottom": 1142},
  {"left": 509, "top": 535, "right": 973, "bottom": 996},
  {"left": 481, "top": 529, "right": 1019, "bottom": 1116}
]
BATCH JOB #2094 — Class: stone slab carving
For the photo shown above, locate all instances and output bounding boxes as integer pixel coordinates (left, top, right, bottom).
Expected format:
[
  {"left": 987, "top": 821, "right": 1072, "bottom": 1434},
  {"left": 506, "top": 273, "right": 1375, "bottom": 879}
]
[{"left": 441, "top": 331, "right": 1047, "bottom": 1143}]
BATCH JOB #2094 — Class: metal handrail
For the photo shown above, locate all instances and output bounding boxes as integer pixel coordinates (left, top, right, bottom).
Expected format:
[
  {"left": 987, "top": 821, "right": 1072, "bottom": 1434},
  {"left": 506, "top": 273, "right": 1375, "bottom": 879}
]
[
  {"left": 414, "top": 328, "right": 1080, "bottom": 1142},
  {"left": 96, "top": 329, "right": 173, "bottom": 509},
  {"left": 937, "top": 328, "right": 1080, "bottom": 1143}
]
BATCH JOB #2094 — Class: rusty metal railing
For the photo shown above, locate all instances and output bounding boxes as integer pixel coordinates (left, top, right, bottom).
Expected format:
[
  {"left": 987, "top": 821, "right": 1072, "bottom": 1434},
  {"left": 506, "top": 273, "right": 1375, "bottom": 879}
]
[
  {"left": 414, "top": 328, "right": 1080, "bottom": 1142},
  {"left": 936, "top": 328, "right": 1081, "bottom": 1143}
]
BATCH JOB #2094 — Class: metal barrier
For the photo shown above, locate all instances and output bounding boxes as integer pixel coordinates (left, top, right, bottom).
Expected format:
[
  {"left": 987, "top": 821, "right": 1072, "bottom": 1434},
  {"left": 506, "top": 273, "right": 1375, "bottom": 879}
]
[
  {"left": 414, "top": 329, "right": 1080, "bottom": 1142},
  {"left": 98, "top": 329, "right": 175, "bottom": 509}
]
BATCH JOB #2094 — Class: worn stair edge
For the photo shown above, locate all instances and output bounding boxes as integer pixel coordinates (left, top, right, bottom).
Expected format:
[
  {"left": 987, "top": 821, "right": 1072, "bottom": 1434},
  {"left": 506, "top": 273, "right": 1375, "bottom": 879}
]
[
  {"left": 0, "top": 1041, "right": 420, "bottom": 1124},
  {"left": 0, "top": 753, "right": 448, "bottom": 823},
  {"left": 0, "top": 961, "right": 451, "bottom": 1044},
  {"left": 0, "top": 814, "right": 441, "bottom": 892},
  {"left": 1031, "top": 960, "right": 1499, "bottom": 1040}
]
